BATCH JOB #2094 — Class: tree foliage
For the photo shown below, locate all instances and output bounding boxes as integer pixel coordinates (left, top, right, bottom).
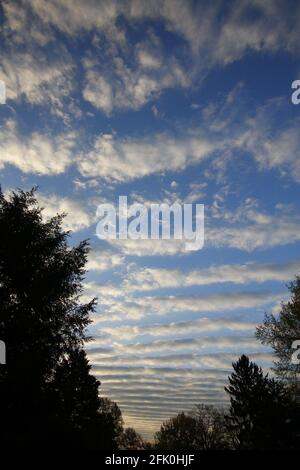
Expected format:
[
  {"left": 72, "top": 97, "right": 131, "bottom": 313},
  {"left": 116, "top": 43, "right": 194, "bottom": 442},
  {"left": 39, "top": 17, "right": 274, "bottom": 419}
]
[
  {"left": 191, "top": 404, "right": 232, "bottom": 450},
  {"left": 256, "top": 277, "right": 300, "bottom": 381},
  {"left": 0, "top": 188, "right": 122, "bottom": 448},
  {"left": 119, "top": 427, "right": 146, "bottom": 450},
  {"left": 225, "top": 355, "right": 300, "bottom": 449},
  {"left": 155, "top": 412, "right": 198, "bottom": 450},
  {"left": 155, "top": 406, "right": 231, "bottom": 450}
]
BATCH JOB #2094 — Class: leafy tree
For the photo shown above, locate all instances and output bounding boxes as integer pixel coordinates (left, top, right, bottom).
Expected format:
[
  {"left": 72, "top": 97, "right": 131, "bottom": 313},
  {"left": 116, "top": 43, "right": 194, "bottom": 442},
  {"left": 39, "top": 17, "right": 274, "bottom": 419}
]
[
  {"left": 155, "top": 406, "right": 232, "bottom": 450},
  {"left": 155, "top": 412, "right": 198, "bottom": 450},
  {"left": 0, "top": 188, "right": 121, "bottom": 449},
  {"left": 225, "top": 355, "right": 299, "bottom": 449},
  {"left": 191, "top": 404, "right": 232, "bottom": 450},
  {"left": 256, "top": 277, "right": 300, "bottom": 384},
  {"left": 119, "top": 427, "right": 145, "bottom": 450}
]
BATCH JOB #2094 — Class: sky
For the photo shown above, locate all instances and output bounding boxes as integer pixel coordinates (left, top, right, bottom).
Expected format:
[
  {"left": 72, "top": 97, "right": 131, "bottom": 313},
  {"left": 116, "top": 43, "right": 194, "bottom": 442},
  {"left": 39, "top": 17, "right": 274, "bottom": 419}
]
[{"left": 0, "top": 0, "right": 300, "bottom": 439}]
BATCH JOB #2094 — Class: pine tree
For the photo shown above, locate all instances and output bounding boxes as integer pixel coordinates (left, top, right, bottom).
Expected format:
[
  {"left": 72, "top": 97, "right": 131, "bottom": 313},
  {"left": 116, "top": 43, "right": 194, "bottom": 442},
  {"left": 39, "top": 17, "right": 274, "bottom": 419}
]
[
  {"left": 0, "top": 188, "right": 120, "bottom": 448},
  {"left": 225, "top": 355, "right": 299, "bottom": 449}
]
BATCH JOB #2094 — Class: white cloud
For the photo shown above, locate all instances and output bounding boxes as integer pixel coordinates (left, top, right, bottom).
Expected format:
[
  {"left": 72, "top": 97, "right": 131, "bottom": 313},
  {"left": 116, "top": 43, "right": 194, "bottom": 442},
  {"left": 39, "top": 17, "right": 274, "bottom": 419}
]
[
  {"left": 6, "top": 0, "right": 298, "bottom": 60},
  {"left": 91, "top": 351, "right": 274, "bottom": 370},
  {"left": 83, "top": 72, "right": 113, "bottom": 114},
  {"left": 78, "top": 132, "right": 218, "bottom": 182},
  {"left": 94, "top": 289, "right": 280, "bottom": 322},
  {"left": 124, "top": 260, "right": 300, "bottom": 292},
  {"left": 37, "top": 193, "right": 93, "bottom": 232},
  {"left": 0, "top": 119, "right": 76, "bottom": 175},
  {"left": 87, "top": 249, "right": 124, "bottom": 272},
  {"left": 77, "top": 94, "right": 300, "bottom": 185},
  {"left": 83, "top": 281, "right": 125, "bottom": 302},
  {"left": 137, "top": 49, "right": 161, "bottom": 70},
  {"left": 235, "top": 99, "right": 300, "bottom": 182},
  {"left": 107, "top": 238, "right": 188, "bottom": 256},
  {"left": 2, "top": 0, "right": 300, "bottom": 118},
  {"left": 0, "top": 51, "right": 74, "bottom": 110},
  {"left": 135, "top": 291, "right": 280, "bottom": 316},
  {"left": 103, "top": 208, "right": 300, "bottom": 255},
  {"left": 88, "top": 335, "right": 263, "bottom": 356},
  {"left": 2, "top": 0, "right": 53, "bottom": 45},
  {"left": 82, "top": 52, "right": 189, "bottom": 114},
  {"left": 17, "top": 0, "right": 119, "bottom": 36},
  {"left": 208, "top": 215, "right": 300, "bottom": 251},
  {"left": 102, "top": 315, "right": 257, "bottom": 340}
]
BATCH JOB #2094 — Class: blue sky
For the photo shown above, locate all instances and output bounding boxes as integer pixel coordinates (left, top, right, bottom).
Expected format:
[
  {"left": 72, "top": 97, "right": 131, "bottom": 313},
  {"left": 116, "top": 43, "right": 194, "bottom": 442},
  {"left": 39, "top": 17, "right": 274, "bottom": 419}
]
[{"left": 1, "top": 0, "right": 300, "bottom": 438}]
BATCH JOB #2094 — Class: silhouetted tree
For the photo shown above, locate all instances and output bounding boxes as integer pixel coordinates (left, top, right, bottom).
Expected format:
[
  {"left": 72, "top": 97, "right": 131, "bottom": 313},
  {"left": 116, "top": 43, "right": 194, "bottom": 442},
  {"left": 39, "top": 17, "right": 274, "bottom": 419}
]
[
  {"left": 0, "top": 188, "right": 121, "bottom": 448},
  {"left": 48, "top": 347, "right": 109, "bottom": 448},
  {"left": 191, "top": 404, "right": 232, "bottom": 450},
  {"left": 256, "top": 276, "right": 300, "bottom": 385},
  {"left": 225, "top": 355, "right": 299, "bottom": 449},
  {"left": 119, "top": 427, "right": 145, "bottom": 450},
  {"left": 155, "top": 412, "right": 197, "bottom": 450},
  {"left": 97, "top": 397, "right": 124, "bottom": 449},
  {"left": 155, "top": 406, "right": 232, "bottom": 450}
]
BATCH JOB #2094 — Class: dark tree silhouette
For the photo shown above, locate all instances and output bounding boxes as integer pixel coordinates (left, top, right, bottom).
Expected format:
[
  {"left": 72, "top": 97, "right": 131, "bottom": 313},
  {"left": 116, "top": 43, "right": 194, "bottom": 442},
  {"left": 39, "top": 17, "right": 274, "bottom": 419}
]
[
  {"left": 97, "top": 397, "right": 124, "bottom": 449},
  {"left": 155, "top": 412, "right": 198, "bottom": 450},
  {"left": 225, "top": 355, "right": 300, "bottom": 450},
  {"left": 155, "top": 406, "right": 232, "bottom": 450},
  {"left": 48, "top": 347, "right": 107, "bottom": 448},
  {"left": 119, "top": 427, "right": 145, "bottom": 450},
  {"left": 256, "top": 276, "right": 300, "bottom": 384},
  {"left": 191, "top": 404, "right": 232, "bottom": 450},
  {"left": 0, "top": 188, "right": 121, "bottom": 449}
]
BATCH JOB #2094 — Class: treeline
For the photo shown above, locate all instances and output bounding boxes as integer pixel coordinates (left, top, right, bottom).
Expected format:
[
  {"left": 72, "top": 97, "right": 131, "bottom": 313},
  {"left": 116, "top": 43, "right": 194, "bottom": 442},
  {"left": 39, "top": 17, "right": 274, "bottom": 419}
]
[
  {"left": 0, "top": 189, "right": 299, "bottom": 450},
  {"left": 152, "top": 276, "right": 300, "bottom": 450},
  {"left": 154, "top": 354, "right": 300, "bottom": 450}
]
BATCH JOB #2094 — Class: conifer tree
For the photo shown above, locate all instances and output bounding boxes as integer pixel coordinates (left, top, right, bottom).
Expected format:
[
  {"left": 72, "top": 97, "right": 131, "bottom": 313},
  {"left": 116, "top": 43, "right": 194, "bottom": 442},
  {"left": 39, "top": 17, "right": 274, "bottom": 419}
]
[{"left": 0, "top": 188, "right": 121, "bottom": 449}]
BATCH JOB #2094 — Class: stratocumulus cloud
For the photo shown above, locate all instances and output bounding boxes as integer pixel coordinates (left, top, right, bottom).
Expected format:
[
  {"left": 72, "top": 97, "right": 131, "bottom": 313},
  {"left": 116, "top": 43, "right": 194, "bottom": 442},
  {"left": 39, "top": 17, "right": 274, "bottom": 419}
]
[{"left": 1, "top": 0, "right": 300, "bottom": 439}]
